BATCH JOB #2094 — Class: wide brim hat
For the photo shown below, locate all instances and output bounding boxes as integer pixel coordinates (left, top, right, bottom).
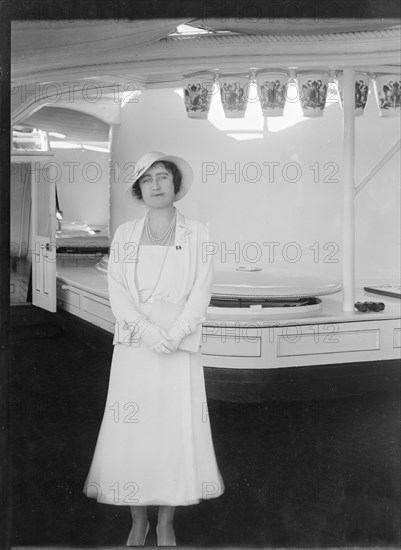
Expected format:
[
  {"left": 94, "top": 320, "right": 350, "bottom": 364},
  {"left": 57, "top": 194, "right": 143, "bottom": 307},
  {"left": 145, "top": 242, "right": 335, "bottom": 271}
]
[{"left": 125, "top": 151, "right": 194, "bottom": 202}]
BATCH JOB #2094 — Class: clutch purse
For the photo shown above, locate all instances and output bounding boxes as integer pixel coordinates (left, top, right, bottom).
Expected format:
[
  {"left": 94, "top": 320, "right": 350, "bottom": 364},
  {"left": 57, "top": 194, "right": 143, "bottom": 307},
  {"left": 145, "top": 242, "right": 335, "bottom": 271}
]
[{"left": 149, "top": 299, "right": 201, "bottom": 353}]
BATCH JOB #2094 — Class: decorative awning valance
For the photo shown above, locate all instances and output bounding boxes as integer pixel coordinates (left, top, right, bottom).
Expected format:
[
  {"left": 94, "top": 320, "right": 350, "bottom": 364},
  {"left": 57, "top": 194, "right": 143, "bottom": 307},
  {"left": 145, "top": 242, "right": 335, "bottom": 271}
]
[{"left": 182, "top": 70, "right": 400, "bottom": 119}]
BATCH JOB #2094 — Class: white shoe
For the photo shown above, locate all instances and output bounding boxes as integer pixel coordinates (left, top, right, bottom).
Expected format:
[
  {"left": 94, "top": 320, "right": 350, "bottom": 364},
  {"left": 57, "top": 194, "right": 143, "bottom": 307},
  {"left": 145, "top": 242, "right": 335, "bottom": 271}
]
[
  {"left": 127, "top": 521, "right": 150, "bottom": 546},
  {"left": 156, "top": 524, "right": 176, "bottom": 546}
]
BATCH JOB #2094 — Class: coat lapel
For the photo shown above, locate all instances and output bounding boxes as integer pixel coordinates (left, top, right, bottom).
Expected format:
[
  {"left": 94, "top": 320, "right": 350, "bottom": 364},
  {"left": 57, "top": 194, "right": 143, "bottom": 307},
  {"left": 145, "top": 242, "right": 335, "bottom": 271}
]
[
  {"left": 174, "top": 210, "right": 193, "bottom": 302},
  {"left": 175, "top": 209, "right": 191, "bottom": 245},
  {"left": 123, "top": 215, "right": 146, "bottom": 306}
]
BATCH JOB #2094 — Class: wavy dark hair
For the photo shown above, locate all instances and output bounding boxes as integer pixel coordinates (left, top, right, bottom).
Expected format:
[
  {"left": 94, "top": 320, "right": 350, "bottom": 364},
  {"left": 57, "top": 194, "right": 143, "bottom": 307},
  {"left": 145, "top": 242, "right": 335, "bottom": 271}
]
[{"left": 132, "top": 161, "right": 182, "bottom": 200}]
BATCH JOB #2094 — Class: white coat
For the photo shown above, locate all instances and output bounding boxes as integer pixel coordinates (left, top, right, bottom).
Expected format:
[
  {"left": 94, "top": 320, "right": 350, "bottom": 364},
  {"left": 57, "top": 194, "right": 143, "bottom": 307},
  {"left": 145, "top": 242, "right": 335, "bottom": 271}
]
[{"left": 107, "top": 209, "right": 213, "bottom": 350}]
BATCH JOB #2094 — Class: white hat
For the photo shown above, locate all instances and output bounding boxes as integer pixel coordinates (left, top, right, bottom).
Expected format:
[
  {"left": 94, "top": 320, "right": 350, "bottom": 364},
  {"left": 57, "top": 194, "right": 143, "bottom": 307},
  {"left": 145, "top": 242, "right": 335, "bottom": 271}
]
[{"left": 125, "top": 151, "right": 194, "bottom": 202}]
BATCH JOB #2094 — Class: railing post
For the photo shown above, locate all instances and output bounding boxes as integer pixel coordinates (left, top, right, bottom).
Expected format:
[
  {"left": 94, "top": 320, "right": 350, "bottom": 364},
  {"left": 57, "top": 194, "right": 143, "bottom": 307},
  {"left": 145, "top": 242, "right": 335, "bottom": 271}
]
[{"left": 342, "top": 68, "right": 356, "bottom": 312}]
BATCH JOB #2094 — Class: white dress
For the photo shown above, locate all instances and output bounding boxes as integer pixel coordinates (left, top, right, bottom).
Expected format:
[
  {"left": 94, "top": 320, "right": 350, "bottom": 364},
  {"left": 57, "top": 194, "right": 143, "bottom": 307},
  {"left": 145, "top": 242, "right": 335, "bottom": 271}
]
[{"left": 83, "top": 244, "right": 224, "bottom": 506}]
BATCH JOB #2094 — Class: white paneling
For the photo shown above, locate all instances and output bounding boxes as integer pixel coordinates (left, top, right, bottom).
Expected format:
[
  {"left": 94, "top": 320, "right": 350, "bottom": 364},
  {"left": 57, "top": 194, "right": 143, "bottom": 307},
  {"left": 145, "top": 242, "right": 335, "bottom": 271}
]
[
  {"left": 394, "top": 328, "right": 401, "bottom": 348},
  {"left": 202, "top": 335, "right": 261, "bottom": 357},
  {"left": 276, "top": 329, "right": 380, "bottom": 357}
]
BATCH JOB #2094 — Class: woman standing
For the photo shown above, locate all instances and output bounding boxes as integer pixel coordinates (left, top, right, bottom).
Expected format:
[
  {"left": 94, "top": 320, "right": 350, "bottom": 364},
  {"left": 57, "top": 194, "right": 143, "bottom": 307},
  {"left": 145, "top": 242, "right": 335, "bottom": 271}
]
[{"left": 83, "top": 152, "right": 224, "bottom": 546}]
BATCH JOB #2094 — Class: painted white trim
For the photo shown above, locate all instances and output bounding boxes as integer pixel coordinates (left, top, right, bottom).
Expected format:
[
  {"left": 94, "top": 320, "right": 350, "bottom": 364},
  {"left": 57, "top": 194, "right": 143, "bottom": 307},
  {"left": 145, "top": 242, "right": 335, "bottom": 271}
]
[
  {"left": 355, "top": 139, "right": 401, "bottom": 196},
  {"left": 12, "top": 25, "right": 401, "bottom": 87}
]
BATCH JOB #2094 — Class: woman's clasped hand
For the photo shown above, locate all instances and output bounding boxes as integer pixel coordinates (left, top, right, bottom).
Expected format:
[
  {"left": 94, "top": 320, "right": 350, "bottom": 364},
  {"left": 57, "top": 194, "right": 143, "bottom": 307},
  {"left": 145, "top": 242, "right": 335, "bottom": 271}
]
[{"left": 140, "top": 322, "right": 183, "bottom": 354}]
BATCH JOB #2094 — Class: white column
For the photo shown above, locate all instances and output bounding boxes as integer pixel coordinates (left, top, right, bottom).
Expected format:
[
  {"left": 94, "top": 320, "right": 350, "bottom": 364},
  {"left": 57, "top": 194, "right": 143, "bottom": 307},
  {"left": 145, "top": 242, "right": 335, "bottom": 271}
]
[{"left": 342, "top": 68, "right": 355, "bottom": 311}]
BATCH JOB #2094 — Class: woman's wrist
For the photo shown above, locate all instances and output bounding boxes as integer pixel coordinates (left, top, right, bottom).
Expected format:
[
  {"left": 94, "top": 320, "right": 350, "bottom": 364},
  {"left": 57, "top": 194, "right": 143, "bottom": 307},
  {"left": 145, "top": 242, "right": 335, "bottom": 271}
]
[{"left": 169, "top": 319, "right": 191, "bottom": 340}]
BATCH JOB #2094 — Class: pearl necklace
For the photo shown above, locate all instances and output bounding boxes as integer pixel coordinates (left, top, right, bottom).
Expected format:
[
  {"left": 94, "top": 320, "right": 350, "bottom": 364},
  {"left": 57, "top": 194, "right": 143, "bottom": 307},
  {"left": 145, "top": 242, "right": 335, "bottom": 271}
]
[
  {"left": 146, "top": 210, "right": 177, "bottom": 245},
  {"left": 135, "top": 216, "right": 176, "bottom": 304}
]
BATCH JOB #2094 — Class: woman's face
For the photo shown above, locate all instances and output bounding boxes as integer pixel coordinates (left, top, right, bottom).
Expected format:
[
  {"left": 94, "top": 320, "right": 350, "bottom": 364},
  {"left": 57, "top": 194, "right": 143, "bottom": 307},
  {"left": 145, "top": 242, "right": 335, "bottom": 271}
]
[{"left": 138, "top": 162, "right": 176, "bottom": 208}]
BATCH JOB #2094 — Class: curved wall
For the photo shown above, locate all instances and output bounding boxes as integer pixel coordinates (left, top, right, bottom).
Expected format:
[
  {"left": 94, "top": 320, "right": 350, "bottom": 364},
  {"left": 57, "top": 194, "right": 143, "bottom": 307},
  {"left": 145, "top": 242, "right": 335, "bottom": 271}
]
[{"left": 110, "top": 86, "right": 400, "bottom": 283}]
